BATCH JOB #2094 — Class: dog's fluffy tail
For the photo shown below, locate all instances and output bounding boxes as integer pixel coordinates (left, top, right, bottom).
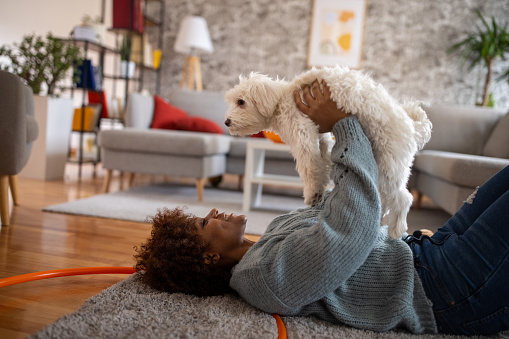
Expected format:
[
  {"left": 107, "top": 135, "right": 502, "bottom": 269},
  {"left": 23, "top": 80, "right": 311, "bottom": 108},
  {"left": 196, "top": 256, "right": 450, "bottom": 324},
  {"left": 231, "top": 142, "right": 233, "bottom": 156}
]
[{"left": 402, "top": 101, "right": 432, "bottom": 150}]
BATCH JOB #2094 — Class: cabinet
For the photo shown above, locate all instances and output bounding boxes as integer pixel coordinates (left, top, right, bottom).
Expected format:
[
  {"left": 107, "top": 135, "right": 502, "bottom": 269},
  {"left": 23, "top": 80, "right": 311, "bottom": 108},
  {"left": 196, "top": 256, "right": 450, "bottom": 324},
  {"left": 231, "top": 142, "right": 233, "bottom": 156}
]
[{"left": 69, "top": 0, "right": 165, "bottom": 179}]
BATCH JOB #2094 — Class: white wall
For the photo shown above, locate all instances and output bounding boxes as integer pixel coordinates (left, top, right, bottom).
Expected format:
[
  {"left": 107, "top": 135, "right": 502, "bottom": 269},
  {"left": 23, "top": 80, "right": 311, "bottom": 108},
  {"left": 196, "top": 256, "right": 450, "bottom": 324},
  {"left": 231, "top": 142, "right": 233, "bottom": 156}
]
[
  {"left": 0, "top": 0, "right": 109, "bottom": 46},
  {"left": 0, "top": 0, "right": 129, "bottom": 103}
]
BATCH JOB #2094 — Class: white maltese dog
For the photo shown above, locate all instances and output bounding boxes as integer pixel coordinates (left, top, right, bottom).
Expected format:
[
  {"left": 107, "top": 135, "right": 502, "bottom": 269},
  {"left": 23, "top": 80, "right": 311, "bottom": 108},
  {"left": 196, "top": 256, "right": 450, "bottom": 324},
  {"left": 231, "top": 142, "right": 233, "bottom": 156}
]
[{"left": 224, "top": 66, "right": 431, "bottom": 239}]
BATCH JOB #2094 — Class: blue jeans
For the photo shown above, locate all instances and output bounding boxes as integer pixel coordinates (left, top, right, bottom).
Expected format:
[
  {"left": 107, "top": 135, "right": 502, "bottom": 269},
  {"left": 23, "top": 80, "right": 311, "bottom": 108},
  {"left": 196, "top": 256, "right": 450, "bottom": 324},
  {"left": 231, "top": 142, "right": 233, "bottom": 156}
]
[{"left": 406, "top": 166, "right": 509, "bottom": 336}]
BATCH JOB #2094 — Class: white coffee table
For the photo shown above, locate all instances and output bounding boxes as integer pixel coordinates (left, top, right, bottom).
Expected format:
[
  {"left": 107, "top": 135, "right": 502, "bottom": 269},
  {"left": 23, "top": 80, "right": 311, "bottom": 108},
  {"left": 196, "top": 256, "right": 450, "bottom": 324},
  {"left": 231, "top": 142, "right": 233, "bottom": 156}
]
[{"left": 242, "top": 139, "right": 304, "bottom": 211}]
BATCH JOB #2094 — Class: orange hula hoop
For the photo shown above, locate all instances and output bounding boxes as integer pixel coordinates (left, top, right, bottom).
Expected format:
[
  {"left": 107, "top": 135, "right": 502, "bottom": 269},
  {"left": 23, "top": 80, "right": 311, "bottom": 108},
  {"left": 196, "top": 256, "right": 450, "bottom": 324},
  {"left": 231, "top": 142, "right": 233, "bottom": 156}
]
[
  {"left": 0, "top": 267, "right": 136, "bottom": 288},
  {"left": 272, "top": 314, "right": 287, "bottom": 339},
  {"left": 0, "top": 267, "right": 287, "bottom": 338}
]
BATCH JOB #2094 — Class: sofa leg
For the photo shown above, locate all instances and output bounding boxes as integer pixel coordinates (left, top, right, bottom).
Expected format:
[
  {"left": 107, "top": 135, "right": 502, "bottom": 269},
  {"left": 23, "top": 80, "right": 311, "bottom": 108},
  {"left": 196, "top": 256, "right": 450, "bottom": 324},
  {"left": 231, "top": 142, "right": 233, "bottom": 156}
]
[
  {"left": 9, "top": 175, "right": 19, "bottom": 205},
  {"left": 0, "top": 175, "right": 10, "bottom": 226},
  {"left": 415, "top": 191, "right": 423, "bottom": 210},
  {"left": 195, "top": 178, "right": 207, "bottom": 201},
  {"left": 238, "top": 175, "right": 244, "bottom": 191},
  {"left": 127, "top": 172, "right": 135, "bottom": 188},
  {"left": 119, "top": 172, "right": 125, "bottom": 190},
  {"left": 102, "top": 170, "right": 112, "bottom": 193}
]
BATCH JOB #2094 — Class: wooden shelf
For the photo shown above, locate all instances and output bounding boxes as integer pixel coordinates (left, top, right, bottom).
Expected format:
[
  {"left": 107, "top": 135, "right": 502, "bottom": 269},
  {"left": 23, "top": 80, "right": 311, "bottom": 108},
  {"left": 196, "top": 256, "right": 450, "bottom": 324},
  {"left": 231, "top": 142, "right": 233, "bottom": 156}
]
[
  {"left": 68, "top": 0, "right": 164, "bottom": 179},
  {"left": 62, "top": 38, "right": 117, "bottom": 54}
]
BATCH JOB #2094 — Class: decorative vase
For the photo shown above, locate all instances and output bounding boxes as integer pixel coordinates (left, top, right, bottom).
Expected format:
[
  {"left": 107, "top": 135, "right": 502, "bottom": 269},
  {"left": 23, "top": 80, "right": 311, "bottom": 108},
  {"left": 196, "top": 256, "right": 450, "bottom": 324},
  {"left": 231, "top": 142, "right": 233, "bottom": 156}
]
[
  {"left": 119, "top": 60, "right": 135, "bottom": 78},
  {"left": 19, "top": 95, "right": 74, "bottom": 180}
]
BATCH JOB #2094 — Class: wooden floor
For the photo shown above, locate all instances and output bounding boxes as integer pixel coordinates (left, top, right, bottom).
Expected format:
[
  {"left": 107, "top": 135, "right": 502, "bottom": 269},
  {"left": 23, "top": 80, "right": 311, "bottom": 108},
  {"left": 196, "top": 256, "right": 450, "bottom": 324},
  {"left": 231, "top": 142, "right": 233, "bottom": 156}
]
[{"left": 0, "top": 164, "right": 260, "bottom": 338}]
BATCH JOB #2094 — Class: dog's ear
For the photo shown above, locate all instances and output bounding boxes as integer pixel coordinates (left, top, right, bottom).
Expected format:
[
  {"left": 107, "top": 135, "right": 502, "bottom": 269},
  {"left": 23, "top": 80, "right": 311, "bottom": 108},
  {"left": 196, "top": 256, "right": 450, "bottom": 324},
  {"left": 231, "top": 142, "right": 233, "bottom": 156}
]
[{"left": 248, "top": 80, "right": 283, "bottom": 118}]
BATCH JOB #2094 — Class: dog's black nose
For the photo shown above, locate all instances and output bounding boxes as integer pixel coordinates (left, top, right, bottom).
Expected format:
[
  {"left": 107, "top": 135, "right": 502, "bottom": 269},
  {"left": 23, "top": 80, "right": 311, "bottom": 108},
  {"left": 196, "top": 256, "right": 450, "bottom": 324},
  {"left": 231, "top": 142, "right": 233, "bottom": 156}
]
[{"left": 224, "top": 118, "right": 231, "bottom": 127}]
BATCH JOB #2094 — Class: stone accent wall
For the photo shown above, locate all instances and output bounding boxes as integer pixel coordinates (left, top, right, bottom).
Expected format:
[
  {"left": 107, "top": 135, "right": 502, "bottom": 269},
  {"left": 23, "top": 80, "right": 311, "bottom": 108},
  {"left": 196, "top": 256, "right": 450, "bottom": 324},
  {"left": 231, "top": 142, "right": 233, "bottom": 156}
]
[{"left": 144, "top": 0, "right": 509, "bottom": 109}]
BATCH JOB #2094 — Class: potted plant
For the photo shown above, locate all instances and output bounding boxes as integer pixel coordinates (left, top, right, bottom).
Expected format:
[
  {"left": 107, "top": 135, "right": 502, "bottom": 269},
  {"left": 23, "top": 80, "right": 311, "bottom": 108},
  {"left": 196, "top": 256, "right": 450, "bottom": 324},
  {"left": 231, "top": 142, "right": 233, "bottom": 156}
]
[
  {"left": 0, "top": 32, "right": 81, "bottom": 96},
  {"left": 0, "top": 33, "right": 81, "bottom": 180},
  {"left": 448, "top": 11, "right": 509, "bottom": 106},
  {"left": 80, "top": 14, "right": 108, "bottom": 43},
  {"left": 119, "top": 35, "right": 135, "bottom": 78}
]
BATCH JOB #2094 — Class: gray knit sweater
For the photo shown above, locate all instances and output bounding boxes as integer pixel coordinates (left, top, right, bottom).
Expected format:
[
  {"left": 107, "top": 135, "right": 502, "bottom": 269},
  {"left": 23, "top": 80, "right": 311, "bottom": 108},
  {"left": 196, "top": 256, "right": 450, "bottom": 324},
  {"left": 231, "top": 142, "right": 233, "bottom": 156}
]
[{"left": 230, "top": 116, "right": 437, "bottom": 334}]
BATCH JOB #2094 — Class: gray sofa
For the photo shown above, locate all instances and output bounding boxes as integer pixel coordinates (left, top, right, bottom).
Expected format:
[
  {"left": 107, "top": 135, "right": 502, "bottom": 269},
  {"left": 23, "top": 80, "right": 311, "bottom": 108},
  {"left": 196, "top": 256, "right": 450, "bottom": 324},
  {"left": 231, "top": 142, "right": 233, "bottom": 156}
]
[
  {"left": 99, "top": 90, "right": 509, "bottom": 214},
  {"left": 410, "top": 104, "right": 509, "bottom": 215},
  {"left": 0, "top": 70, "right": 39, "bottom": 226},
  {"left": 98, "top": 89, "right": 297, "bottom": 200}
]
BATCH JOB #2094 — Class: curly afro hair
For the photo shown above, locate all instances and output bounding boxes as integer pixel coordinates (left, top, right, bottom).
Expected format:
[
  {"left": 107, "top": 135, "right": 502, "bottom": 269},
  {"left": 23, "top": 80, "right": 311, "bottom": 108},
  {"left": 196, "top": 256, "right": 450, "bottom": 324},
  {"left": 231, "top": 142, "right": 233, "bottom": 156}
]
[{"left": 134, "top": 207, "right": 233, "bottom": 296}]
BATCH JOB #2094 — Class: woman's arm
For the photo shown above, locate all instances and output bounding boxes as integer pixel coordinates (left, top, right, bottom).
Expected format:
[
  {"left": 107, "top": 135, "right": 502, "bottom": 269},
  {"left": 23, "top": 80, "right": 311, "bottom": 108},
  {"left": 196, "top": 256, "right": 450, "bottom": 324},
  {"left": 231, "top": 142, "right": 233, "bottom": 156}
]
[{"left": 230, "top": 82, "right": 381, "bottom": 313}]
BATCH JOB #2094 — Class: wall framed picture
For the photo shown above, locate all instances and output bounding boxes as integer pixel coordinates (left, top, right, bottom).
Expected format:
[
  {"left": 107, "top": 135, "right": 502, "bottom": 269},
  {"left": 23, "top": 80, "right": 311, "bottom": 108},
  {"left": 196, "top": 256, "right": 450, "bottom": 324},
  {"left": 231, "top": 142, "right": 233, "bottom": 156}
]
[{"left": 308, "top": 0, "right": 367, "bottom": 68}]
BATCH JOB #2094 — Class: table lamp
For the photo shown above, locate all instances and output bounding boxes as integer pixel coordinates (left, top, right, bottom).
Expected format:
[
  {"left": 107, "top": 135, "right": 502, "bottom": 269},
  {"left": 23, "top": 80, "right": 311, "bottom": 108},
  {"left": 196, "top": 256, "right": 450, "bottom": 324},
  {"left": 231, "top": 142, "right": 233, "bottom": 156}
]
[{"left": 174, "top": 16, "right": 214, "bottom": 92}]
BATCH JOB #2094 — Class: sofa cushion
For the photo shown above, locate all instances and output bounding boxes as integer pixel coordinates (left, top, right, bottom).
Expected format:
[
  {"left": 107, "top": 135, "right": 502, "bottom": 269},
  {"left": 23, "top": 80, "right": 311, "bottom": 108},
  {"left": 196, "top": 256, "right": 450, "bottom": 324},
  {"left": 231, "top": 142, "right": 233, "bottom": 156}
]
[
  {"left": 99, "top": 128, "right": 231, "bottom": 156},
  {"left": 423, "top": 104, "right": 505, "bottom": 155},
  {"left": 413, "top": 150, "right": 509, "bottom": 187},
  {"left": 164, "top": 116, "right": 224, "bottom": 134},
  {"left": 168, "top": 89, "right": 230, "bottom": 134},
  {"left": 482, "top": 112, "right": 509, "bottom": 159},
  {"left": 151, "top": 95, "right": 188, "bottom": 129}
]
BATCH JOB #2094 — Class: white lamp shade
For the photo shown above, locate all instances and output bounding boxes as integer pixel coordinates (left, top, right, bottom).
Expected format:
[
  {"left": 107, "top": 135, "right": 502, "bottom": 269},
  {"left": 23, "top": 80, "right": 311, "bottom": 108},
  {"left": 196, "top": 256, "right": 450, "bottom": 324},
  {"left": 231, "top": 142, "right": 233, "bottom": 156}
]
[{"left": 174, "top": 16, "right": 214, "bottom": 54}]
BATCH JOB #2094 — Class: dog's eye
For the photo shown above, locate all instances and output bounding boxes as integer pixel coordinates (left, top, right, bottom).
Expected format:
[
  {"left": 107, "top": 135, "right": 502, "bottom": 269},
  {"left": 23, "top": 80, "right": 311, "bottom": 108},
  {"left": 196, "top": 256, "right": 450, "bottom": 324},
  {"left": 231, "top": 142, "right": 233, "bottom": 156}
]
[{"left": 237, "top": 99, "right": 245, "bottom": 106}]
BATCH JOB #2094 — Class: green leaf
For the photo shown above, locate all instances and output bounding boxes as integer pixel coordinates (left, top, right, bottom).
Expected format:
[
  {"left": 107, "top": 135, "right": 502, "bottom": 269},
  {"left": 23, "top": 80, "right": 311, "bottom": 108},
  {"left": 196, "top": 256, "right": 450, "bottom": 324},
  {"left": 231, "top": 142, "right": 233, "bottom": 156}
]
[
  {"left": 0, "top": 32, "right": 81, "bottom": 95},
  {"left": 448, "top": 11, "right": 509, "bottom": 105}
]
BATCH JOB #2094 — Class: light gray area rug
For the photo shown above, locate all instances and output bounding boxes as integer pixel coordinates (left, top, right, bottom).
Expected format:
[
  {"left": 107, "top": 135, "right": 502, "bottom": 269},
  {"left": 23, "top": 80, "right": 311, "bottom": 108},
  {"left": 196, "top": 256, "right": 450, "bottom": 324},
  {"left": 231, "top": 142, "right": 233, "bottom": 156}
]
[
  {"left": 30, "top": 273, "right": 507, "bottom": 339},
  {"left": 43, "top": 183, "right": 307, "bottom": 236},
  {"left": 43, "top": 183, "right": 452, "bottom": 236}
]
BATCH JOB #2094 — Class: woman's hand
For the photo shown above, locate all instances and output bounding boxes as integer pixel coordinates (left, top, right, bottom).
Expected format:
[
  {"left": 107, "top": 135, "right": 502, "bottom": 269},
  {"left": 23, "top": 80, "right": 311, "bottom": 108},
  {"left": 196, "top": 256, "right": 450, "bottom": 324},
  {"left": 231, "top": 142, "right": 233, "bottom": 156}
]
[{"left": 294, "top": 80, "right": 350, "bottom": 133}]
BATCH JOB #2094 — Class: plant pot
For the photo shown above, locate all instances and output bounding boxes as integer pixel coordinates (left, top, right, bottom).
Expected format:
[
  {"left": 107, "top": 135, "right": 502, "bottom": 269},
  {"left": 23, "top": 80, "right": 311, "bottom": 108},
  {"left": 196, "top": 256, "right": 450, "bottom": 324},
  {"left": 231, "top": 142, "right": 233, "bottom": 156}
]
[
  {"left": 73, "top": 25, "right": 98, "bottom": 42},
  {"left": 119, "top": 60, "right": 135, "bottom": 78},
  {"left": 19, "top": 96, "right": 74, "bottom": 180},
  {"left": 92, "top": 23, "right": 108, "bottom": 43}
]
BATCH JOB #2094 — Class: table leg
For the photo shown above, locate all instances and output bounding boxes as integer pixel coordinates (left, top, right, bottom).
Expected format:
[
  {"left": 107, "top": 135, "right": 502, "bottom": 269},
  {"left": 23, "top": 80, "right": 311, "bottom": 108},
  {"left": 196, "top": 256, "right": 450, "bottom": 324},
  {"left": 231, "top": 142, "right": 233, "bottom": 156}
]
[{"left": 243, "top": 145, "right": 266, "bottom": 211}]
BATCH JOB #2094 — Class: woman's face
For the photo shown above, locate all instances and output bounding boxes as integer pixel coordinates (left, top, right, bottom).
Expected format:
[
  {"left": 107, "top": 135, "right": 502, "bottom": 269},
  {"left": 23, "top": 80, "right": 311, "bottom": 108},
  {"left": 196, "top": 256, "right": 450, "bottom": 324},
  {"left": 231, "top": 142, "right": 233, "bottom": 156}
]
[{"left": 194, "top": 208, "right": 251, "bottom": 267}]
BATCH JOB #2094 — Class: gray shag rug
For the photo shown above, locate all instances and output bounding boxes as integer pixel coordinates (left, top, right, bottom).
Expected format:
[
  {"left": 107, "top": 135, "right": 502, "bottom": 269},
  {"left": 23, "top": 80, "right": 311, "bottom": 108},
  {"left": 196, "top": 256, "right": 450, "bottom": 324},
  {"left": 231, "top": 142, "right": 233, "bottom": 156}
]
[
  {"left": 43, "top": 182, "right": 452, "bottom": 236},
  {"left": 29, "top": 273, "right": 507, "bottom": 339}
]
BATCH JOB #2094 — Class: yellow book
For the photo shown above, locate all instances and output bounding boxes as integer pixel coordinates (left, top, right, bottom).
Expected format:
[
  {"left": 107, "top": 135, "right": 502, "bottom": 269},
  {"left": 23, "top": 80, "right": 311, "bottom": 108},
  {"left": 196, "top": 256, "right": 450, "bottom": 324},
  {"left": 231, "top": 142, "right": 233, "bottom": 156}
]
[{"left": 72, "top": 105, "right": 100, "bottom": 131}]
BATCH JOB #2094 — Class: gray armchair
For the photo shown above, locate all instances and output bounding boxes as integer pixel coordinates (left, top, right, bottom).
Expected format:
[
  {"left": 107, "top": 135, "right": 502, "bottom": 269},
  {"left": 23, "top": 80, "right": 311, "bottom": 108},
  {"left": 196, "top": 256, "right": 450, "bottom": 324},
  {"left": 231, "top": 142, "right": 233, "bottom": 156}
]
[{"left": 0, "top": 70, "right": 39, "bottom": 226}]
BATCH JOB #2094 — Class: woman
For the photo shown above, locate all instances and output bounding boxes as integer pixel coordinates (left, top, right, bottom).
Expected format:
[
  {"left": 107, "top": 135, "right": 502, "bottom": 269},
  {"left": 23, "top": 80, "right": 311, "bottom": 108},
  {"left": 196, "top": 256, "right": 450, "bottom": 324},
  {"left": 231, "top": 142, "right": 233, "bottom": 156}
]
[{"left": 135, "top": 81, "right": 509, "bottom": 336}]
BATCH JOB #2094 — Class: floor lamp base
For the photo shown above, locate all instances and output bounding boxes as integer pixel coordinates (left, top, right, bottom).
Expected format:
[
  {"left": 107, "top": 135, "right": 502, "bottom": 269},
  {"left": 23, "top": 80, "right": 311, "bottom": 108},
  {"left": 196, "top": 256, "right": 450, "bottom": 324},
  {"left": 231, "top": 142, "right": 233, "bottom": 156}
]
[{"left": 180, "top": 55, "right": 202, "bottom": 92}]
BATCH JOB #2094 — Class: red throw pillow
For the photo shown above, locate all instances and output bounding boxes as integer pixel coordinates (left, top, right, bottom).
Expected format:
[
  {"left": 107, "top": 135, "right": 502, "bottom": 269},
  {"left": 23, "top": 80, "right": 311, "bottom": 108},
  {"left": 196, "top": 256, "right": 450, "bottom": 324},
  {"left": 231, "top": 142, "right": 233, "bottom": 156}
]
[
  {"left": 173, "top": 116, "right": 224, "bottom": 134},
  {"left": 151, "top": 95, "right": 188, "bottom": 129},
  {"left": 250, "top": 131, "right": 265, "bottom": 138}
]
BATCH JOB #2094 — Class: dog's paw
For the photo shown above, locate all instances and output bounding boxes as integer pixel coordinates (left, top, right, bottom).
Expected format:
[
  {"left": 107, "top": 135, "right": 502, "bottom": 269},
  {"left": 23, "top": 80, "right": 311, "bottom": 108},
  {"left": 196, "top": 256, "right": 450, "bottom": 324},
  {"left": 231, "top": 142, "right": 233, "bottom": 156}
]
[{"left": 305, "top": 192, "right": 322, "bottom": 206}]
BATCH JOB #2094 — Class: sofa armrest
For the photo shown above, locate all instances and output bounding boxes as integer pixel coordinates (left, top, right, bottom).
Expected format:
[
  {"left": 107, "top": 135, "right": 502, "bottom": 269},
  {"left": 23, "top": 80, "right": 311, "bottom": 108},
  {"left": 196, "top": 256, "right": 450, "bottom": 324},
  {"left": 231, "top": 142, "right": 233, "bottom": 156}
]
[
  {"left": 413, "top": 150, "right": 509, "bottom": 187},
  {"left": 423, "top": 104, "right": 505, "bottom": 155}
]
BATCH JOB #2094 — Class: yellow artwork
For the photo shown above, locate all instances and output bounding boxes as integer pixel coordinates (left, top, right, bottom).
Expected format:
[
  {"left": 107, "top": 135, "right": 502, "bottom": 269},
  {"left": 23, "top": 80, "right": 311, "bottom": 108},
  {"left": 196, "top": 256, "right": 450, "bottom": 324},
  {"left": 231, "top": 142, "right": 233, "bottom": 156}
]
[
  {"left": 308, "top": 0, "right": 366, "bottom": 68},
  {"left": 320, "top": 9, "right": 356, "bottom": 55}
]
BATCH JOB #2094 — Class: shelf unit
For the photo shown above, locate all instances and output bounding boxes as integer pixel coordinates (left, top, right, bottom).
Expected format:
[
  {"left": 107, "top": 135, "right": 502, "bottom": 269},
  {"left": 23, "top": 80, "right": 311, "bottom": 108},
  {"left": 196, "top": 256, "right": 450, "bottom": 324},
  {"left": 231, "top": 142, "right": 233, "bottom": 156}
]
[{"left": 69, "top": 0, "right": 165, "bottom": 179}]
